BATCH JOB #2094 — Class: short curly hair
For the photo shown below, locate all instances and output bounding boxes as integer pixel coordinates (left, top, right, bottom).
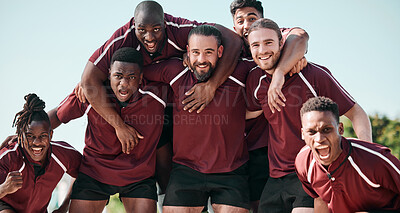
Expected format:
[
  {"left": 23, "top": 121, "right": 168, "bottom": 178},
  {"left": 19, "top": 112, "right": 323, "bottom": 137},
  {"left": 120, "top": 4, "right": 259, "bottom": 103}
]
[
  {"left": 111, "top": 47, "right": 143, "bottom": 71},
  {"left": 300, "top": 96, "right": 340, "bottom": 123}
]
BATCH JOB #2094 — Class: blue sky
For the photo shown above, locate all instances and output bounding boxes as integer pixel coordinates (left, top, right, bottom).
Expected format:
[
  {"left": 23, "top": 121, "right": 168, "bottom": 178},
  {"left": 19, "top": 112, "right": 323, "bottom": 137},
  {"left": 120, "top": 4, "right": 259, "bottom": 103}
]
[{"left": 1, "top": 0, "right": 399, "bottom": 152}]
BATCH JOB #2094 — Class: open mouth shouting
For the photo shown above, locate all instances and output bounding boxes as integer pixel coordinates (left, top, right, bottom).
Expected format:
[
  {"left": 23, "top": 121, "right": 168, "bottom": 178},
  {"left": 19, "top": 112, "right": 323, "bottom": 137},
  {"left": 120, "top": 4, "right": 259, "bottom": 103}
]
[
  {"left": 144, "top": 41, "right": 158, "bottom": 53},
  {"left": 117, "top": 88, "right": 132, "bottom": 102},
  {"left": 315, "top": 145, "right": 330, "bottom": 160},
  {"left": 32, "top": 147, "right": 44, "bottom": 155}
]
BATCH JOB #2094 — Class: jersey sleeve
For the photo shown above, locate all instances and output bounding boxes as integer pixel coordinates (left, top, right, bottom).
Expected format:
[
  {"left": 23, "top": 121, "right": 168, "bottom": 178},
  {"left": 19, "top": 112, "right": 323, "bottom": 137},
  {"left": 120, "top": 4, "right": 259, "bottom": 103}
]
[
  {"left": 164, "top": 13, "right": 213, "bottom": 53},
  {"left": 65, "top": 146, "right": 82, "bottom": 178},
  {"left": 311, "top": 64, "right": 356, "bottom": 115},
  {"left": 245, "top": 69, "right": 263, "bottom": 111},
  {"left": 56, "top": 92, "right": 89, "bottom": 124},
  {"left": 51, "top": 141, "right": 82, "bottom": 178},
  {"left": 142, "top": 59, "right": 184, "bottom": 84},
  {"left": 0, "top": 148, "right": 12, "bottom": 184},
  {"left": 89, "top": 18, "right": 137, "bottom": 76},
  {"left": 295, "top": 149, "right": 320, "bottom": 198},
  {"left": 377, "top": 149, "right": 400, "bottom": 194}
]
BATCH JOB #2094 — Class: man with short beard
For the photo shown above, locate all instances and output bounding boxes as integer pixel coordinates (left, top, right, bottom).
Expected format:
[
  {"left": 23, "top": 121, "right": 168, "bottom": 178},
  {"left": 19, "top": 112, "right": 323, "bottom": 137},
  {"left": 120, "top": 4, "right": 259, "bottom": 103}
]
[
  {"left": 229, "top": 1, "right": 309, "bottom": 211},
  {"left": 246, "top": 18, "right": 372, "bottom": 213},
  {"left": 143, "top": 25, "right": 257, "bottom": 213}
]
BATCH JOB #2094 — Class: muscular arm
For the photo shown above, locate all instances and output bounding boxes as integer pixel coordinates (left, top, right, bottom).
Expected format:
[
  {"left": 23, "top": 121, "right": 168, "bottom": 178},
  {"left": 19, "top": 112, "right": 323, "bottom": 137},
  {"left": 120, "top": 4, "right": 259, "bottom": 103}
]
[
  {"left": 81, "top": 61, "right": 142, "bottom": 154},
  {"left": 182, "top": 24, "right": 242, "bottom": 113},
  {"left": 344, "top": 103, "right": 372, "bottom": 142},
  {"left": 48, "top": 108, "right": 62, "bottom": 130},
  {"left": 268, "top": 28, "right": 309, "bottom": 113}
]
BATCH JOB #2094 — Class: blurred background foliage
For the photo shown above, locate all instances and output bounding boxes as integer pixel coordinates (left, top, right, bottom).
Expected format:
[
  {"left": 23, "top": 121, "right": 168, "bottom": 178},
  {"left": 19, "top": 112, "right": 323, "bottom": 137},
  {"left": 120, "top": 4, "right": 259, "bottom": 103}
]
[{"left": 341, "top": 114, "right": 400, "bottom": 158}]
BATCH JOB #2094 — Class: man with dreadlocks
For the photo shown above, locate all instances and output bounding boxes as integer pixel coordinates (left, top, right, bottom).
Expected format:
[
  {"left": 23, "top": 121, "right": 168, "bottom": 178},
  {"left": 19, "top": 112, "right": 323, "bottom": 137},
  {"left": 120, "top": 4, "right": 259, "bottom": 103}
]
[{"left": 0, "top": 93, "right": 82, "bottom": 213}]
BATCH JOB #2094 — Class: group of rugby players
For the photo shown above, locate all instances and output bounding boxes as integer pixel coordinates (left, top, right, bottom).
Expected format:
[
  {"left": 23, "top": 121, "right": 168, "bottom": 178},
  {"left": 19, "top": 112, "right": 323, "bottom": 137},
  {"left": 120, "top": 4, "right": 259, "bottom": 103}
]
[{"left": 1, "top": 0, "right": 399, "bottom": 213}]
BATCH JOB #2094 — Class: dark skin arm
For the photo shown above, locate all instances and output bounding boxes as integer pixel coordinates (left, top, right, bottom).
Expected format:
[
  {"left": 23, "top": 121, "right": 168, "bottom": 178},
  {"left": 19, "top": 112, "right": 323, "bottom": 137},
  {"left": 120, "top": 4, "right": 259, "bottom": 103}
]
[
  {"left": 268, "top": 28, "right": 309, "bottom": 113},
  {"left": 48, "top": 108, "right": 62, "bottom": 130},
  {"left": 81, "top": 62, "right": 142, "bottom": 154},
  {"left": 182, "top": 24, "right": 243, "bottom": 113}
]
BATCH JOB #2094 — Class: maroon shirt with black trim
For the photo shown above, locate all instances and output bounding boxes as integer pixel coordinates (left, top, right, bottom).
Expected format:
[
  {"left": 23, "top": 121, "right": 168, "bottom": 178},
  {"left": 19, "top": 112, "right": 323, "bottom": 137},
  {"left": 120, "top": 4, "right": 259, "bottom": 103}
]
[
  {"left": 296, "top": 138, "right": 400, "bottom": 212},
  {"left": 89, "top": 13, "right": 209, "bottom": 75},
  {"left": 0, "top": 139, "right": 81, "bottom": 213},
  {"left": 57, "top": 81, "right": 167, "bottom": 186},
  {"left": 246, "top": 62, "right": 355, "bottom": 178},
  {"left": 143, "top": 58, "right": 256, "bottom": 173}
]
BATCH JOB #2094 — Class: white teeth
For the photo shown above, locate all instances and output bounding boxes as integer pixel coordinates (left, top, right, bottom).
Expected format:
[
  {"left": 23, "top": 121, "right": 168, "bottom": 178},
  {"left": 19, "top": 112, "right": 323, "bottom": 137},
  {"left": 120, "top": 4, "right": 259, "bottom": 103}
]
[
  {"left": 32, "top": 147, "right": 42, "bottom": 151},
  {"left": 316, "top": 145, "right": 329, "bottom": 150},
  {"left": 320, "top": 153, "right": 330, "bottom": 160},
  {"left": 260, "top": 56, "right": 271, "bottom": 60}
]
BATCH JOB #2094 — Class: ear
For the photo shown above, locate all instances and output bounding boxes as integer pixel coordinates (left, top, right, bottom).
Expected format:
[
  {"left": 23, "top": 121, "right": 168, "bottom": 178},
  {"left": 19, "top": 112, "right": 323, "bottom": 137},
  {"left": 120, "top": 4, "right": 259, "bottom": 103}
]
[
  {"left": 186, "top": 44, "right": 190, "bottom": 53},
  {"left": 49, "top": 130, "right": 54, "bottom": 141},
  {"left": 338, "top": 122, "right": 344, "bottom": 135},
  {"left": 301, "top": 128, "right": 305, "bottom": 140},
  {"left": 217, "top": 45, "right": 224, "bottom": 58},
  {"left": 233, "top": 25, "right": 237, "bottom": 32},
  {"left": 139, "top": 72, "right": 143, "bottom": 85},
  {"left": 108, "top": 68, "right": 111, "bottom": 80},
  {"left": 279, "top": 38, "right": 284, "bottom": 50}
]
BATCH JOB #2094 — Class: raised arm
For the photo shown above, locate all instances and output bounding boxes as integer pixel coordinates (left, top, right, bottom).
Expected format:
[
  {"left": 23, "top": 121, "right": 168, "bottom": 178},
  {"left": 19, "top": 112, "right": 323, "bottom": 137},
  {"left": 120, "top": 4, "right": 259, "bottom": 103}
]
[
  {"left": 48, "top": 108, "right": 62, "bottom": 130},
  {"left": 182, "top": 24, "right": 243, "bottom": 113},
  {"left": 344, "top": 103, "right": 372, "bottom": 142},
  {"left": 81, "top": 61, "right": 143, "bottom": 154},
  {"left": 268, "top": 28, "right": 309, "bottom": 113}
]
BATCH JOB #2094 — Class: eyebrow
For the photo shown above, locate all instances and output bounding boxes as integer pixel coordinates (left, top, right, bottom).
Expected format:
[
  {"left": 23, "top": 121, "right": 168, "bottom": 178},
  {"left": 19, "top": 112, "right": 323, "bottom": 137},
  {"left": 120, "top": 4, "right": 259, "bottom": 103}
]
[
  {"left": 236, "top": 12, "right": 259, "bottom": 19},
  {"left": 137, "top": 23, "right": 162, "bottom": 28}
]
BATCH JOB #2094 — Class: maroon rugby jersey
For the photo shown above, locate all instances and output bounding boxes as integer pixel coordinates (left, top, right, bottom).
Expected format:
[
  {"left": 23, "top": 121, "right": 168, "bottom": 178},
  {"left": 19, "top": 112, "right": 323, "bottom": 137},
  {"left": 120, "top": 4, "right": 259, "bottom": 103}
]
[
  {"left": 246, "top": 62, "right": 355, "bottom": 178},
  {"left": 89, "top": 13, "right": 209, "bottom": 75},
  {"left": 295, "top": 138, "right": 400, "bottom": 212},
  {"left": 0, "top": 139, "right": 81, "bottom": 213},
  {"left": 242, "top": 28, "right": 296, "bottom": 151},
  {"left": 143, "top": 58, "right": 256, "bottom": 173},
  {"left": 57, "top": 81, "right": 167, "bottom": 186}
]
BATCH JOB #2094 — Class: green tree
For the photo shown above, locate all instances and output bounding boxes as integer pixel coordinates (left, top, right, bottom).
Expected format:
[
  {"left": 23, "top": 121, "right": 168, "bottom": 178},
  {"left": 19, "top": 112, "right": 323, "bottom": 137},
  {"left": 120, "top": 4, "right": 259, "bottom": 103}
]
[{"left": 341, "top": 114, "right": 400, "bottom": 158}]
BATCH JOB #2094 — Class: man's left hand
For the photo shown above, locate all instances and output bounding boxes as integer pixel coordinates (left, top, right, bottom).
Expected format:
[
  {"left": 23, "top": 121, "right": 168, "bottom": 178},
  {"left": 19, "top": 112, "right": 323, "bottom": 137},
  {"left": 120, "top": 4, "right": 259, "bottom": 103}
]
[{"left": 182, "top": 82, "right": 216, "bottom": 113}]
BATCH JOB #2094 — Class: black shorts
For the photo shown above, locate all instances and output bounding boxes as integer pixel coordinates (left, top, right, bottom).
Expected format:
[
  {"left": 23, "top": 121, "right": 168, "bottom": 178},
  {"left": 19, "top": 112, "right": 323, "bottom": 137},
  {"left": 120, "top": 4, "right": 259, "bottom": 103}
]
[
  {"left": 248, "top": 146, "right": 269, "bottom": 202},
  {"left": 258, "top": 172, "right": 314, "bottom": 213},
  {"left": 157, "top": 105, "right": 173, "bottom": 149},
  {"left": 164, "top": 163, "right": 250, "bottom": 209},
  {"left": 70, "top": 172, "right": 157, "bottom": 201},
  {"left": 0, "top": 200, "right": 15, "bottom": 212}
]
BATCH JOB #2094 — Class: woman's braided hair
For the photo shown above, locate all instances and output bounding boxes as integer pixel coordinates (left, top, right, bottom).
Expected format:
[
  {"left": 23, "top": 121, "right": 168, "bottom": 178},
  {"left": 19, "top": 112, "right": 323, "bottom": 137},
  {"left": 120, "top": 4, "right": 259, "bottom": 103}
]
[{"left": 12, "top": 93, "right": 50, "bottom": 140}]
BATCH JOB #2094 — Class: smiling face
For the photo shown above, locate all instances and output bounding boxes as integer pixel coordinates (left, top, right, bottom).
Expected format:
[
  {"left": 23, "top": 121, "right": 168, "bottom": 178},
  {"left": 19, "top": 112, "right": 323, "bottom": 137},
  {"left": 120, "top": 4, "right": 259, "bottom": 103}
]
[
  {"left": 134, "top": 11, "right": 165, "bottom": 53},
  {"left": 301, "top": 111, "right": 344, "bottom": 166},
  {"left": 233, "top": 7, "right": 262, "bottom": 45},
  {"left": 248, "top": 28, "right": 283, "bottom": 74},
  {"left": 109, "top": 61, "right": 143, "bottom": 102},
  {"left": 21, "top": 120, "right": 52, "bottom": 164},
  {"left": 187, "top": 34, "right": 223, "bottom": 82}
]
